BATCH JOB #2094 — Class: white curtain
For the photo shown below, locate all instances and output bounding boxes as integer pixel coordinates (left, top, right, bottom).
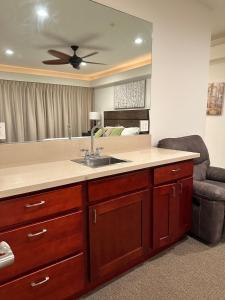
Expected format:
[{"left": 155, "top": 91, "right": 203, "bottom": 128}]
[{"left": 0, "top": 80, "right": 94, "bottom": 143}]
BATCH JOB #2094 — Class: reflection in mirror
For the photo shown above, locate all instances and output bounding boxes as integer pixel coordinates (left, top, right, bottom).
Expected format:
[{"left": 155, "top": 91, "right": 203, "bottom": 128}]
[{"left": 0, "top": 0, "right": 152, "bottom": 143}]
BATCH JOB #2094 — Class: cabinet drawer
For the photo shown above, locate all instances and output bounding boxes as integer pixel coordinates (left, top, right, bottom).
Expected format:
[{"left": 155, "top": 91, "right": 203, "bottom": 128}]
[
  {"left": 88, "top": 169, "right": 150, "bottom": 203},
  {"left": 0, "top": 253, "right": 85, "bottom": 300},
  {"left": 0, "top": 212, "right": 83, "bottom": 283},
  {"left": 154, "top": 161, "right": 193, "bottom": 185},
  {"left": 0, "top": 185, "right": 83, "bottom": 229}
]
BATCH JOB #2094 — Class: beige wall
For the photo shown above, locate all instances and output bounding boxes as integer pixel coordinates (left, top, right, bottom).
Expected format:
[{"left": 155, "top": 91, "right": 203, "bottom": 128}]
[{"left": 94, "top": 0, "right": 211, "bottom": 145}]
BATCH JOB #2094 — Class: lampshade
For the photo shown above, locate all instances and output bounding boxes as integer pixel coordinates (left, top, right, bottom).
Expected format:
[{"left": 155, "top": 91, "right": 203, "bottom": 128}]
[{"left": 89, "top": 112, "right": 101, "bottom": 121}]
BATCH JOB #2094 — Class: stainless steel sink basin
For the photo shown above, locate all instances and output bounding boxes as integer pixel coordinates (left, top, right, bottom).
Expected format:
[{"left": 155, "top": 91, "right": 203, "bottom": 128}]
[{"left": 72, "top": 156, "right": 130, "bottom": 168}]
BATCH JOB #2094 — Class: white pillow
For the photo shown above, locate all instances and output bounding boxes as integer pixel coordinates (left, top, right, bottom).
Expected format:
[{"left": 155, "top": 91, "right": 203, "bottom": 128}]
[{"left": 121, "top": 127, "right": 140, "bottom": 136}]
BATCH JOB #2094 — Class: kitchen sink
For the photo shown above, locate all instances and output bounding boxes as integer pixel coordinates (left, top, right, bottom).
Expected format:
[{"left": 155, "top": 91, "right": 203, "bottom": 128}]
[{"left": 72, "top": 156, "right": 130, "bottom": 168}]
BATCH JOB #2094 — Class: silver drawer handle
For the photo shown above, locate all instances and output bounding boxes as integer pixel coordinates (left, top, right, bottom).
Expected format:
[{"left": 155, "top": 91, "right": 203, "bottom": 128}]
[
  {"left": 0, "top": 241, "right": 15, "bottom": 269},
  {"left": 25, "top": 200, "right": 45, "bottom": 208},
  {"left": 31, "top": 276, "right": 50, "bottom": 287},
  {"left": 28, "top": 228, "right": 47, "bottom": 238},
  {"left": 171, "top": 168, "right": 181, "bottom": 173}
]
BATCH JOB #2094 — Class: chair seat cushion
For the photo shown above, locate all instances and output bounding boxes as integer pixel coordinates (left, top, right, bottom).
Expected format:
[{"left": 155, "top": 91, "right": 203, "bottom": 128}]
[{"left": 193, "top": 180, "right": 225, "bottom": 202}]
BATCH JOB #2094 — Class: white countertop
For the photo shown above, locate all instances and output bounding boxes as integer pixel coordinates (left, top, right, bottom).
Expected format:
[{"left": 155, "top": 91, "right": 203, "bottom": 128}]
[{"left": 0, "top": 147, "right": 199, "bottom": 199}]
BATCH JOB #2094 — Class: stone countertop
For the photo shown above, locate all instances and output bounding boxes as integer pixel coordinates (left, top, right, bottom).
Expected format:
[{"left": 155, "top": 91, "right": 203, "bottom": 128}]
[{"left": 0, "top": 147, "right": 199, "bottom": 199}]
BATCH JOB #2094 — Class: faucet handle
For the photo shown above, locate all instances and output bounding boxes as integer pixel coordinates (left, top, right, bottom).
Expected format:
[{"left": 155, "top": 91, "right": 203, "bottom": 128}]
[
  {"left": 95, "top": 147, "right": 104, "bottom": 156},
  {"left": 80, "top": 148, "right": 89, "bottom": 158}
]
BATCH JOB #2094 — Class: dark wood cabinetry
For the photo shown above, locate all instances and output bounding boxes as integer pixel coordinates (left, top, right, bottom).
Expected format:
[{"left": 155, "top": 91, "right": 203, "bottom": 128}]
[
  {"left": 0, "top": 184, "right": 85, "bottom": 300},
  {"left": 0, "top": 160, "right": 193, "bottom": 299},
  {"left": 0, "top": 212, "right": 83, "bottom": 283},
  {"left": 153, "top": 184, "right": 175, "bottom": 249},
  {"left": 175, "top": 177, "right": 193, "bottom": 238},
  {"left": 153, "top": 161, "right": 193, "bottom": 249},
  {"left": 0, "top": 254, "right": 85, "bottom": 300},
  {"left": 89, "top": 190, "right": 150, "bottom": 281}
]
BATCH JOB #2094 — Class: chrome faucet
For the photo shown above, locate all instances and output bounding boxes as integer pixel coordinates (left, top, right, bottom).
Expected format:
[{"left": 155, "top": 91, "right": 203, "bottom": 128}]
[
  {"left": 80, "top": 124, "right": 105, "bottom": 160},
  {"left": 90, "top": 124, "right": 105, "bottom": 156}
]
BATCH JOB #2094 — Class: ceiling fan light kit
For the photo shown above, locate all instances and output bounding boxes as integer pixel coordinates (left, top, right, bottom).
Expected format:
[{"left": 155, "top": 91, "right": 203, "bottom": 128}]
[{"left": 42, "top": 45, "right": 106, "bottom": 70}]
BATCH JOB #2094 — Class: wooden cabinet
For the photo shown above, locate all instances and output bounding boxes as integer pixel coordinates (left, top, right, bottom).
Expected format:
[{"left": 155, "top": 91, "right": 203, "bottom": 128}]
[
  {"left": 89, "top": 187, "right": 150, "bottom": 281},
  {"left": 0, "top": 183, "right": 85, "bottom": 299},
  {"left": 0, "top": 212, "right": 83, "bottom": 283},
  {"left": 175, "top": 177, "right": 193, "bottom": 238},
  {"left": 88, "top": 169, "right": 149, "bottom": 203},
  {"left": 0, "top": 185, "right": 83, "bottom": 230},
  {"left": 0, "top": 254, "right": 85, "bottom": 300},
  {"left": 153, "top": 161, "right": 193, "bottom": 250},
  {"left": 154, "top": 160, "right": 193, "bottom": 185},
  {"left": 153, "top": 184, "right": 175, "bottom": 249},
  {"left": 0, "top": 160, "right": 194, "bottom": 298}
]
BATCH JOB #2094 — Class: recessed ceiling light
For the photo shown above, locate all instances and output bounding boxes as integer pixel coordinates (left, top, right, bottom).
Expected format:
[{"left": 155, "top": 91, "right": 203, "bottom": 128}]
[
  {"left": 36, "top": 7, "right": 49, "bottom": 19},
  {"left": 81, "top": 62, "right": 87, "bottom": 66},
  {"left": 5, "top": 49, "right": 14, "bottom": 56},
  {"left": 134, "top": 37, "right": 143, "bottom": 45}
]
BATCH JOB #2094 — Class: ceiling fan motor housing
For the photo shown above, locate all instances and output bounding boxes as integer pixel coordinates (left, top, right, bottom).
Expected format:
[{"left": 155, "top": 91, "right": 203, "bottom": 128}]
[{"left": 70, "top": 56, "right": 82, "bottom": 69}]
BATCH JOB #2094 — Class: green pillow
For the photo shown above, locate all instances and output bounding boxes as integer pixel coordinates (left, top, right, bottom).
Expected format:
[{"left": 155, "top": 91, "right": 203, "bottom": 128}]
[
  {"left": 110, "top": 127, "right": 124, "bottom": 136},
  {"left": 95, "top": 128, "right": 104, "bottom": 138}
]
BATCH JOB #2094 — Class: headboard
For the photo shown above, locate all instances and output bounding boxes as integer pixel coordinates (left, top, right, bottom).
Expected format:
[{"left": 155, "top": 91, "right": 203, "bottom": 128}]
[{"left": 104, "top": 109, "right": 149, "bottom": 132}]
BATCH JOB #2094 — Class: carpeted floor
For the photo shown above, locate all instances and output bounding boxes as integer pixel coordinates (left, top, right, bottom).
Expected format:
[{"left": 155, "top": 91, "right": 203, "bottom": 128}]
[{"left": 82, "top": 237, "right": 225, "bottom": 300}]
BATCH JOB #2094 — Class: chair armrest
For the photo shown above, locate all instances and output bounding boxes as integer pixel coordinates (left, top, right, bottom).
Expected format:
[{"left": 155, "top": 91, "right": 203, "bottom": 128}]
[
  {"left": 193, "top": 180, "right": 225, "bottom": 202},
  {"left": 207, "top": 166, "right": 225, "bottom": 183}
]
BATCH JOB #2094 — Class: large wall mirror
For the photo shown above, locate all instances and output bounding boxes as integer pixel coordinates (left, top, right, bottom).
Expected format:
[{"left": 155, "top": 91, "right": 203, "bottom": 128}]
[{"left": 0, "top": 0, "right": 152, "bottom": 143}]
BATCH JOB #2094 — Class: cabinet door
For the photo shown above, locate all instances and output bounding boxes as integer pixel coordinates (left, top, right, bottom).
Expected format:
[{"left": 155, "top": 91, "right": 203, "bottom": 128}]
[
  {"left": 89, "top": 190, "right": 150, "bottom": 281},
  {"left": 153, "top": 184, "right": 176, "bottom": 249},
  {"left": 175, "top": 177, "right": 193, "bottom": 238}
]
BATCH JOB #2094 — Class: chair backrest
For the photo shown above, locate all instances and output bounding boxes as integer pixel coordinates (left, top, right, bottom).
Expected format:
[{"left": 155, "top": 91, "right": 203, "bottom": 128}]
[{"left": 158, "top": 135, "right": 209, "bottom": 165}]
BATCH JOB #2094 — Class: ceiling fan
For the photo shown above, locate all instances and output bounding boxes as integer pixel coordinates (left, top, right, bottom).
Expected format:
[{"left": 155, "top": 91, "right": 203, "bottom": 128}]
[{"left": 42, "top": 45, "right": 106, "bottom": 70}]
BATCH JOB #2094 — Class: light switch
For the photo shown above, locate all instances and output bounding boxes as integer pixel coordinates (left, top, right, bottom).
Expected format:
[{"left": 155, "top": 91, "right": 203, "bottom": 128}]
[
  {"left": 0, "top": 122, "right": 6, "bottom": 140},
  {"left": 140, "top": 120, "right": 149, "bottom": 132}
]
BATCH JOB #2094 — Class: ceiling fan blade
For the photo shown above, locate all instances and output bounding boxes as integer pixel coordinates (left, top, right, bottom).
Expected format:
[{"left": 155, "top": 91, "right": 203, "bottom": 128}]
[
  {"left": 42, "top": 59, "right": 69, "bottom": 65},
  {"left": 81, "top": 51, "right": 98, "bottom": 59},
  {"left": 83, "top": 61, "right": 107, "bottom": 65},
  {"left": 48, "top": 50, "right": 71, "bottom": 60}
]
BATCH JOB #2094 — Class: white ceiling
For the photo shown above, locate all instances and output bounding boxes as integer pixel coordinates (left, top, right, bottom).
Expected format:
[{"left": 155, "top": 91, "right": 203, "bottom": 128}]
[
  {"left": 198, "top": 0, "right": 225, "bottom": 39},
  {"left": 0, "top": 0, "right": 152, "bottom": 74}
]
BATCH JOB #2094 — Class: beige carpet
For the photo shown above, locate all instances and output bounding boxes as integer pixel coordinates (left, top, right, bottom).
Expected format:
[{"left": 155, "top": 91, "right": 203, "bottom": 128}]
[{"left": 82, "top": 237, "right": 225, "bottom": 300}]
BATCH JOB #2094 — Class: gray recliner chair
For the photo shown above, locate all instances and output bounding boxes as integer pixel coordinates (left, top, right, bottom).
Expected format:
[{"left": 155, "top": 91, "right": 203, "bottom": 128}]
[{"left": 158, "top": 135, "right": 225, "bottom": 244}]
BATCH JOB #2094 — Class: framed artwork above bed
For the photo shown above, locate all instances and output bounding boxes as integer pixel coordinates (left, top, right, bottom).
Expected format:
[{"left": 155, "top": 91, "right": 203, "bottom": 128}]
[{"left": 114, "top": 79, "right": 146, "bottom": 109}]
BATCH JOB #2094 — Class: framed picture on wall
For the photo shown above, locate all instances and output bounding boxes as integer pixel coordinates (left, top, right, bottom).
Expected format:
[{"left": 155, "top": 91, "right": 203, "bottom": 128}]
[
  {"left": 207, "top": 82, "right": 225, "bottom": 116},
  {"left": 114, "top": 79, "right": 146, "bottom": 109}
]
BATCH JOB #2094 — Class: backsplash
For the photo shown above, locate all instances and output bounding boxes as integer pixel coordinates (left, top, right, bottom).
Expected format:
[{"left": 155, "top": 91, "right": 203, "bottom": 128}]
[{"left": 0, "top": 135, "right": 151, "bottom": 168}]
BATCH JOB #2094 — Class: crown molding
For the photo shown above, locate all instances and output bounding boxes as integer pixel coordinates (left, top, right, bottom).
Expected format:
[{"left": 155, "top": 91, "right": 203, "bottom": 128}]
[
  {"left": 0, "top": 54, "right": 151, "bottom": 82},
  {"left": 0, "top": 64, "right": 92, "bottom": 81},
  {"left": 89, "top": 54, "right": 152, "bottom": 80}
]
